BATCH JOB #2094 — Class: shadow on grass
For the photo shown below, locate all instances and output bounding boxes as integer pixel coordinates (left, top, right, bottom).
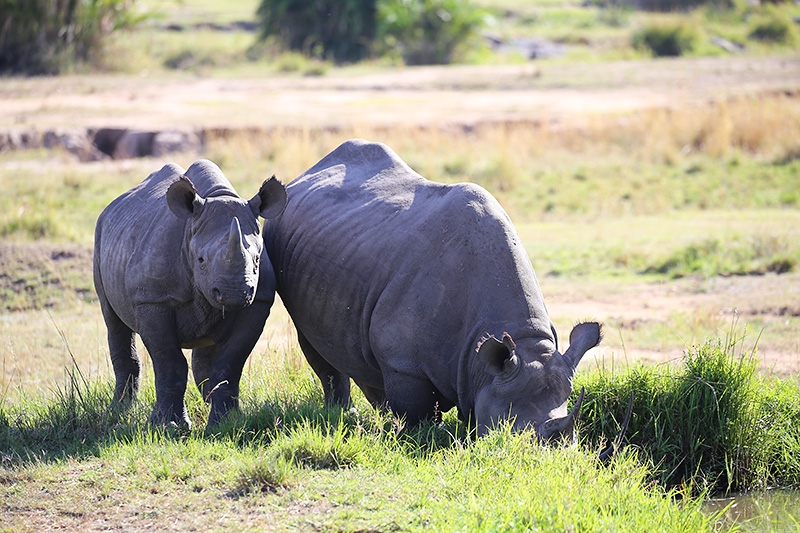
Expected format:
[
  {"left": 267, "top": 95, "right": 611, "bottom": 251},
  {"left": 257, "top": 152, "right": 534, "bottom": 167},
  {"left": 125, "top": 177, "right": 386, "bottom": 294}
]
[
  {"left": 3, "top": 333, "right": 799, "bottom": 499},
  {"left": 0, "top": 362, "right": 469, "bottom": 471}
]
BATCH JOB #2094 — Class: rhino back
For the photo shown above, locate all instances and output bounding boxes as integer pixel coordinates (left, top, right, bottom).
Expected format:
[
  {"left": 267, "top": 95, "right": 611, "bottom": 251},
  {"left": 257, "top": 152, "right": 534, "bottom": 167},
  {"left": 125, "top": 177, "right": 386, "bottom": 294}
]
[
  {"left": 266, "top": 140, "right": 550, "bottom": 397},
  {"left": 95, "top": 163, "right": 194, "bottom": 328}
]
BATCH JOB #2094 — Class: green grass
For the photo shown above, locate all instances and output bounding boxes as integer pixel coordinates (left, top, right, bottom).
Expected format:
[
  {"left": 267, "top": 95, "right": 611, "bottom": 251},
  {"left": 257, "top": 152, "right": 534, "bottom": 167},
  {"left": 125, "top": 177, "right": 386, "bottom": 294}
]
[
  {"left": 1, "top": 334, "right": 798, "bottom": 530},
  {"left": 578, "top": 332, "right": 800, "bottom": 493}
]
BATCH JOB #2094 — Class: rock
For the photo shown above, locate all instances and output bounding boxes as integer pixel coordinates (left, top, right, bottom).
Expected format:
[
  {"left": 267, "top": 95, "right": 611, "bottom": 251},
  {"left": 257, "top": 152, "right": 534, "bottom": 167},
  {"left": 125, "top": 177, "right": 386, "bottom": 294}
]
[
  {"left": 43, "top": 129, "right": 108, "bottom": 162},
  {"left": 711, "top": 37, "right": 745, "bottom": 53},
  {"left": 151, "top": 130, "right": 202, "bottom": 157}
]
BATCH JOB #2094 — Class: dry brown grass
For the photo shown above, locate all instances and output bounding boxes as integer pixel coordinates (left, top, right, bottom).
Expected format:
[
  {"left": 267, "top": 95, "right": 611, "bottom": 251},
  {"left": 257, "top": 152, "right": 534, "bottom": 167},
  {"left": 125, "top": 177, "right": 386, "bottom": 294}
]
[{"left": 203, "top": 92, "right": 800, "bottom": 185}]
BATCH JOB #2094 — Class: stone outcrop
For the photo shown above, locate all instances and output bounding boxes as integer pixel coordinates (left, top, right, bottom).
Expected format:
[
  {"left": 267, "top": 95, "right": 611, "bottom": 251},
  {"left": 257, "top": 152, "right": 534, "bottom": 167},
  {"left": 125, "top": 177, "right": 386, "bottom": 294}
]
[{"left": 0, "top": 127, "right": 204, "bottom": 161}]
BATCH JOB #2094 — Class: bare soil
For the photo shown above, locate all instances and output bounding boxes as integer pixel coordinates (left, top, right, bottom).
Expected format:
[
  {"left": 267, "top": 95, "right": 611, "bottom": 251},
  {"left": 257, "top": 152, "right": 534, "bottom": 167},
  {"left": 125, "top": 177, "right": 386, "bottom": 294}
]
[
  {"left": 1, "top": 55, "right": 799, "bottom": 374},
  {"left": 2, "top": 56, "right": 800, "bottom": 131},
  {"left": 543, "top": 273, "right": 800, "bottom": 375}
]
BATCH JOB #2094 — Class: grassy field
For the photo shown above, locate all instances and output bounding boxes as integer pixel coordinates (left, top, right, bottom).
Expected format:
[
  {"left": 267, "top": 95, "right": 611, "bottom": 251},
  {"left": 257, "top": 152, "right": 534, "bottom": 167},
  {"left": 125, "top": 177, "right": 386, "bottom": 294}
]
[
  {"left": 2, "top": 0, "right": 800, "bottom": 530},
  {"left": 1, "top": 330, "right": 799, "bottom": 531},
  {"left": 3, "top": 102, "right": 800, "bottom": 529}
]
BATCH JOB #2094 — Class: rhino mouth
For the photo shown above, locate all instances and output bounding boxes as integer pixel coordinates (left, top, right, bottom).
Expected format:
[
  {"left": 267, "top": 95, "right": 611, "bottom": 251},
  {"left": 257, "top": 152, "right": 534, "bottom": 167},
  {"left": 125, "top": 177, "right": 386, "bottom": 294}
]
[
  {"left": 209, "top": 284, "right": 256, "bottom": 310},
  {"left": 535, "top": 386, "right": 585, "bottom": 443}
]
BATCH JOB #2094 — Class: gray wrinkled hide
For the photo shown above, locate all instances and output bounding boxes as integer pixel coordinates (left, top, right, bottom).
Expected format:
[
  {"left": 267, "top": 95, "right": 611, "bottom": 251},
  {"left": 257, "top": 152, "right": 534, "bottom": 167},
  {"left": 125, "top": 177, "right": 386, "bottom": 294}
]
[
  {"left": 265, "top": 139, "right": 601, "bottom": 437},
  {"left": 94, "top": 160, "right": 287, "bottom": 428}
]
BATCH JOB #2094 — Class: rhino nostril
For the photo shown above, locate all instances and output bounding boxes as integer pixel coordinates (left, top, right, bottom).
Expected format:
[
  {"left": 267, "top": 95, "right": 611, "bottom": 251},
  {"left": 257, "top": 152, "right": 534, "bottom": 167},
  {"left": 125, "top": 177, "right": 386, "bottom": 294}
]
[{"left": 212, "top": 287, "right": 223, "bottom": 303}]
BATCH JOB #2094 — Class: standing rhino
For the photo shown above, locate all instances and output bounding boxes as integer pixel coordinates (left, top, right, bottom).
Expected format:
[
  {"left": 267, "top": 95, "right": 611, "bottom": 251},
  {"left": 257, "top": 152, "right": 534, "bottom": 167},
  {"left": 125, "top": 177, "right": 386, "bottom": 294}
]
[
  {"left": 264, "top": 139, "right": 600, "bottom": 439},
  {"left": 94, "top": 160, "right": 287, "bottom": 428}
]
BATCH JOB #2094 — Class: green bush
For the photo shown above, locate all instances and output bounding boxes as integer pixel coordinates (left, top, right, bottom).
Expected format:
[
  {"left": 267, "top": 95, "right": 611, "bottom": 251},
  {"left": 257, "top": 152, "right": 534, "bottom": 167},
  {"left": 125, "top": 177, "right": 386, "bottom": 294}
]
[
  {"left": 749, "top": 11, "right": 797, "bottom": 45},
  {"left": 256, "top": 0, "right": 377, "bottom": 63},
  {"left": 577, "top": 338, "right": 800, "bottom": 492},
  {"left": 256, "top": 0, "right": 486, "bottom": 65},
  {"left": 632, "top": 21, "right": 701, "bottom": 57},
  {"left": 0, "top": 0, "right": 144, "bottom": 75},
  {"left": 377, "top": 0, "right": 486, "bottom": 65}
]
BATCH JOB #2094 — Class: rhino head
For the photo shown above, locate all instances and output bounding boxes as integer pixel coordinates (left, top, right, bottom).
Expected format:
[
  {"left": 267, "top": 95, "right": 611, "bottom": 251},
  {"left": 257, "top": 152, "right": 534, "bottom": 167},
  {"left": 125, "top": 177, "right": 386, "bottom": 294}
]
[
  {"left": 166, "top": 163, "right": 287, "bottom": 311},
  {"left": 474, "top": 321, "right": 601, "bottom": 441}
]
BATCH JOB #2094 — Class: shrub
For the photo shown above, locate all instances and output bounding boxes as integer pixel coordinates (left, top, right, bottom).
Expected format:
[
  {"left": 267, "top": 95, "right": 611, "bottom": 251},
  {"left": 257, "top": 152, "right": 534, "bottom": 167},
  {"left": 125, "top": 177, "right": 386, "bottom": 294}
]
[
  {"left": 377, "top": 0, "right": 487, "bottom": 65},
  {"left": 578, "top": 338, "right": 800, "bottom": 492},
  {"left": 0, "top": 0, "right": 144, "bottom": 75},
  {"left": 256, "top": 0, "right": 377, "bottom": 63},
  {"left": 749, "top": 11, "right": 797, "bottom": 45},
  {"left": 632, "top": 21, "right": 701, "bottom": 57},
  {"left": 256, "top": 0, "right": 486, "bottom": 66}
]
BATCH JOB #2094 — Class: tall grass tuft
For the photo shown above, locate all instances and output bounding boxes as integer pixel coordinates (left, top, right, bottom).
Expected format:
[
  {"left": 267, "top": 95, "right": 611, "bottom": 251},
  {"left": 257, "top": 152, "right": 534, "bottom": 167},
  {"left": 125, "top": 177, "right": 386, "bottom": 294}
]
[
  {"left": 1, "top": 367, "right": 120, "bottom": 463},
  {"left": 578, "top": 332, "right": 800, "bottom": 493}
]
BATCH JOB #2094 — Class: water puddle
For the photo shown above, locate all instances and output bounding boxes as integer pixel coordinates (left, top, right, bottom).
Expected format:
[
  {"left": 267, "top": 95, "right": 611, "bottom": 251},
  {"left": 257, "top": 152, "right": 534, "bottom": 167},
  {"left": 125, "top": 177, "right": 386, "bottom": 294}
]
[{"left": 704, "top": 490, "right": 799, "bottom": 531}]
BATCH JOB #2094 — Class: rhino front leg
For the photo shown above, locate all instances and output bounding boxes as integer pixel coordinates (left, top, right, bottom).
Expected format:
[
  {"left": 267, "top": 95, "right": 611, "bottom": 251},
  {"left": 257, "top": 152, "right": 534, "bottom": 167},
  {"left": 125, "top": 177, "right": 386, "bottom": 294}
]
[
  {"left": 383, "top": 372, "right": 440, "bottom": 426},
  {"left": 191, "top": 345, "right": 216, "bottom": 401},
  {"left": 135, "top": 305, "right": 190, "bottom": 427},
  {"left": 352, "top": 380, "right": 387, "bottom": 410},
  {"left": 205, "top": 301, "right": 271, "bottom": 427},
  {"left": 297, "top": 329, "right": 350, "bottom": 408}
]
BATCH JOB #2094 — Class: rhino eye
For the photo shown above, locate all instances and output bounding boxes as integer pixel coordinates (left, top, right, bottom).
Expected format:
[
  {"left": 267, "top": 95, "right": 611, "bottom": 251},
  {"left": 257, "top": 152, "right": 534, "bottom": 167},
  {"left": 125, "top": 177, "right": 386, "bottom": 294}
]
[{"left": 198, "top": 256, "right": 205, "bottom": 264}]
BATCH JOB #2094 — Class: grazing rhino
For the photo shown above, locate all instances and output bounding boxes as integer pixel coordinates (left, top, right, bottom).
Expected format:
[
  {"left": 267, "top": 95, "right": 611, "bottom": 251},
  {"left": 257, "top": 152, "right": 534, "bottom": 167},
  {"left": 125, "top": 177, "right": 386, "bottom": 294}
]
[
  {"left": 264, "top": 139, "right": 600, "bottom": 439},
  {"left": 94, "top": 160, "right": 287, "bottom": 428}
]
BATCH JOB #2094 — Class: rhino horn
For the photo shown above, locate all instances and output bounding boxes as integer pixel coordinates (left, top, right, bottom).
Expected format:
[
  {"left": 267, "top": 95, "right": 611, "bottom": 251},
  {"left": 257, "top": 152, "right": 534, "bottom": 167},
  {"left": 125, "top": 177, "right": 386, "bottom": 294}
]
[
  {"left": 226, "top": 217, "right": 245, "bottom": 264},
  {"left": 569, "top": 386, "right": 585, "bottom": 422},
  {"left": 537, "top": 386, "right": 585, "bottom": 442}
]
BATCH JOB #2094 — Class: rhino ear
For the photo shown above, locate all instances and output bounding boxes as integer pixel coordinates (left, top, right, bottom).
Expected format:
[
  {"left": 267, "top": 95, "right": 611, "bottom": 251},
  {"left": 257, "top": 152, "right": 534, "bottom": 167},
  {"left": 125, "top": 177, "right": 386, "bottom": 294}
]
[
  {"left": 167, "top": 176, "right": 205, "bottom": 219},
  {"left": 250, "top": 175, "right": 287, "bottom": 219},
  {"left": 477, "top": 332, "right": 519, "bottom": 377},
  {"left": 562, "top": 322, "right": 602, "bottom": 369}
]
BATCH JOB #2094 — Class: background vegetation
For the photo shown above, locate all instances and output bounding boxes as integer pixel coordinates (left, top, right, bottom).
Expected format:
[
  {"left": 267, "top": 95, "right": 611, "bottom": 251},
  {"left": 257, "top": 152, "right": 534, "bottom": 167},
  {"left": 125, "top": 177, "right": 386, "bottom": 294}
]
[
  {"left": 255, "top": 0, "right": 377, "bottom": 63},
  {"left": 0, "top": 0, "right": 144, "bottom": 74},
  {"left": 2, "top": 0, "right": 800, "bottom": 73}
]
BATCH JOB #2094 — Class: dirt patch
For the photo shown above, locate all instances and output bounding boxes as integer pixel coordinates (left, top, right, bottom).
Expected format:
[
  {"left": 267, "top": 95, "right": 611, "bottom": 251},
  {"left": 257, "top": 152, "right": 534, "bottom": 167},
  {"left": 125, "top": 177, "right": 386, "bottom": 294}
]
[
  {"left": 544, "top": 273, "right": 800, "bottom": 375},
  {"left": 2, "top": 56, "right": 799, "bottom": 131}
]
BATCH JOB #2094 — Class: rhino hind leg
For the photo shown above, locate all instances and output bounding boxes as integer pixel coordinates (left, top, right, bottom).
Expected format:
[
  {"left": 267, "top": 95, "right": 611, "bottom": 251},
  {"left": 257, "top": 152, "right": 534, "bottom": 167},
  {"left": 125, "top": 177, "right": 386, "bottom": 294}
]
[
  {"left": 353, "top": 380, "right": 387, "bottom": 410},
  {"left": 297, "top": 330, "right": 351, "bottom": 408},
  {"left": 101, "top": 302, "right": 141, "bottom": 404}
]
